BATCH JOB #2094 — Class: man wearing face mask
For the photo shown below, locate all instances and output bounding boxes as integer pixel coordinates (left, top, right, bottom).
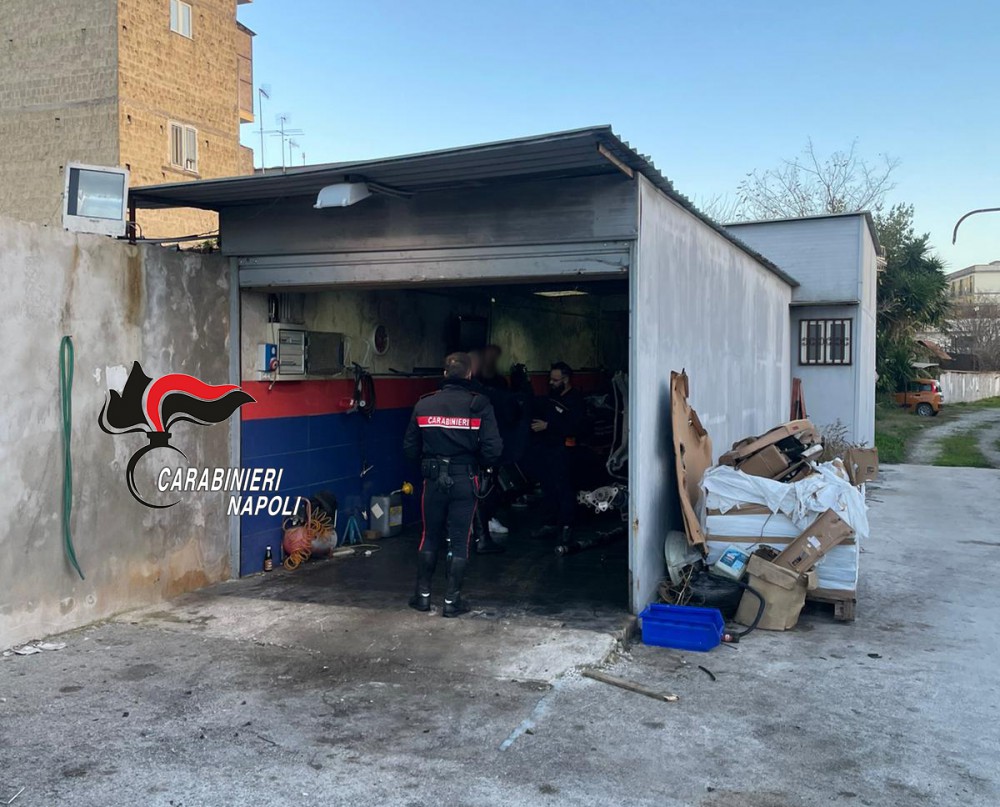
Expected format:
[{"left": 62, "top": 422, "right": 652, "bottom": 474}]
[{"left": 529, "top": 362, "right": 584, "bottom": 541}]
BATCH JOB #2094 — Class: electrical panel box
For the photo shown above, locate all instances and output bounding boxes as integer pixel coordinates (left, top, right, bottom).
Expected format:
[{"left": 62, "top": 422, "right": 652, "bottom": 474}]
[
  {"left": 277, "top": 329, "right": 306, "bottom": 376},
  {"left": 306, "top": 331, "right": 345, "bottom": 376},
  {"left": 265, "top": 329, "right": 345, "bottom": 379},
  {"left": 257, "top": 343, "right": 277, "bottom": 373}
]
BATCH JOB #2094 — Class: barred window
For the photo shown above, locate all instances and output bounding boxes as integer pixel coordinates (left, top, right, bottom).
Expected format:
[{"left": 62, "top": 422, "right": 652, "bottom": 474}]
[{"left": 799, "top": 318, "right": 852, "bottom": 366}]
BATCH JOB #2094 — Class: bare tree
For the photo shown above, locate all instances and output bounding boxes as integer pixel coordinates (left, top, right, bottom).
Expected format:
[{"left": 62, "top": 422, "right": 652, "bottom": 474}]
[
  {"left": 947, "top": 295, "right": 1000, "bottom": 370},
  {"left": 694, "top": 192, "right": 741, "bottom": 223},
  {"left": 733, "top": 139, "right": 900, "bottom": 221}
]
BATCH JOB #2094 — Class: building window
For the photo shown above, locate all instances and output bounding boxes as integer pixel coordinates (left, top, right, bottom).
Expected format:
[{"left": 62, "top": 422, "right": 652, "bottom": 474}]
[
  {"left": 170, "top": 0, "right": 193, "bottom": 38},
  {"left": 169, "top": 122, "right": 198, "bottom": 173},
  {"left": 799, "top": 318, "right": 852, "bottom": 366}
]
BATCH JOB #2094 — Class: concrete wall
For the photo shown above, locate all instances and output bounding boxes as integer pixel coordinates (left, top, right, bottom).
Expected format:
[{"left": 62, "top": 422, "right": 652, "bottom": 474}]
[
  {"left": 939, "top": 371, "right": 1000, "bottom": 403},
  {"left": 0, "top": 0, "right": 119, "bottom": 226},
  {"left": 630, "top": 175, "right": 792, "bottom": 611},
  {"left": 119, "top": 0, "right": 251, "bottom": 239},
  {"left": 0, "top": 216, "right": 233, "bottom": 648}
]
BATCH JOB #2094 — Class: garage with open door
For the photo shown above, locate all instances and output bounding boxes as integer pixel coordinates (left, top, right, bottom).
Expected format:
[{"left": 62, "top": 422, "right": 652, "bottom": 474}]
[{"left": 131, "top": 127, "right": 796, "bottom": 619}]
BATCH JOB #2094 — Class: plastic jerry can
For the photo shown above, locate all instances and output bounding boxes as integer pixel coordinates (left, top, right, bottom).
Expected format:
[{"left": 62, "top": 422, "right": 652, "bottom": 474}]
[
  {"left": 714, "top": 545, "right": 751, "bottom": 580},
  {"left": 369, "top": 492, "right": 404, "bottom": 538}
]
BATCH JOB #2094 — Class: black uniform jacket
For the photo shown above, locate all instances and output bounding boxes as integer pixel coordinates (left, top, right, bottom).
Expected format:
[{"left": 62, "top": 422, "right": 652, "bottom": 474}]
[{"left": 403, "top": 379, "right": 503, "bottom": 467}]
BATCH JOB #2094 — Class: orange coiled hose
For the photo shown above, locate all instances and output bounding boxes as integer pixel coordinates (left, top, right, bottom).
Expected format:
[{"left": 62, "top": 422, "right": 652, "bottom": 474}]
[{"left": 282, "top": 503, "right": 334, "bottom": 571}]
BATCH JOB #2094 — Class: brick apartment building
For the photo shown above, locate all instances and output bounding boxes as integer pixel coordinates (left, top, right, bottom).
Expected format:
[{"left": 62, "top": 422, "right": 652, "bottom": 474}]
[{"left": 0, "top": 0, "right": 255, "bottom": 239}]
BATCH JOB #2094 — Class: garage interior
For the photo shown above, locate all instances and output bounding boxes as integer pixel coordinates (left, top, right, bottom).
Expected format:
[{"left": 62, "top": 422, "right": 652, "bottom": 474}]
[
  {"left": 131, "top": 126, "right": 795, "bottom": 616},
  {"left": 238, "top": 276, "right": 632, "bottom": 623}
]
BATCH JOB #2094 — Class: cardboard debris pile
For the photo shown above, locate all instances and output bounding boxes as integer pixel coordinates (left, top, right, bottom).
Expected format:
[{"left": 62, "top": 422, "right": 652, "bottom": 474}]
[{"left": 669, "top": 370, "right": 878, "bottom": 630}]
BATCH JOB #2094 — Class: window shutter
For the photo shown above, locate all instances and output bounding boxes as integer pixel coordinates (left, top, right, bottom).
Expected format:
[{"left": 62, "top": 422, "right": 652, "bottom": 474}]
[
  {"left": 185, "top": 127, "right": 198, "bottom": 172},
  {"left": 170, "top": 123, "right": 183, "bottom": 166}
]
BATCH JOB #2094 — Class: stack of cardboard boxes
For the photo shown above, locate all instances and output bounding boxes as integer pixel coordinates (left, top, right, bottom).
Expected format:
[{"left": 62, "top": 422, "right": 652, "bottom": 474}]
[{"left": 702, "top": 421, "right": 878, "bottom": 626}]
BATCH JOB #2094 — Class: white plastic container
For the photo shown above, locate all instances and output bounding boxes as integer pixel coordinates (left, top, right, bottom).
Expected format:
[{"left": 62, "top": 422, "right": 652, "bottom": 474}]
[
  {"left": 713, "top": 544, "right": 751, "bottom": 580},
  {"left": 369, "top": 492, "right": 404, "bottom": 538}
]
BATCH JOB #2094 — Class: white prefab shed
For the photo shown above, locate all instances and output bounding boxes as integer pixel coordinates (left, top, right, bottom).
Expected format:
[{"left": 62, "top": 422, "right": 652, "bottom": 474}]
[{"left": 133, "top": 127, "right": 796, "bottom": 612}]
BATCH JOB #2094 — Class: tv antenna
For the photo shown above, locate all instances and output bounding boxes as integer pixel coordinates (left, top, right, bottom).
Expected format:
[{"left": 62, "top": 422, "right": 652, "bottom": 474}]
[
  {"left": 269, "top": 113, "right": 304, "bottom": 173},
  {"left": 256, "top": 84, "right": 271, "bottom": 172}
]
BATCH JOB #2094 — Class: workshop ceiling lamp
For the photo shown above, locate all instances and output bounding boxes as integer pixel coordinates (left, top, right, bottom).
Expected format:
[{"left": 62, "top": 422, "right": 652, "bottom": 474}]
[
  {"left": 533, "top": 289, "right": 590, "bottom": 298},
  {"left": 314, "top": 182, "right": 371, "bottom": 209}
]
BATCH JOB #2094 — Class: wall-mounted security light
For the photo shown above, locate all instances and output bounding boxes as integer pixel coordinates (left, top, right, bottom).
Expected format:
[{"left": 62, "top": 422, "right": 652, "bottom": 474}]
[
  {"left": 314, "top": 182, "right": 371, "bottom": 209},
  {"left": 63, "top": 163, "right": 129, "bottom": 237}
]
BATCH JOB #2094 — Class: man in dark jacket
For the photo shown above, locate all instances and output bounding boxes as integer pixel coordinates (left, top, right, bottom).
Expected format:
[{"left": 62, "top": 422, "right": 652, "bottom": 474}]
[
  {"left": 530, "top": 362, "right": 584, "bottom": 541},
  {"left": 403, "top": 352, "right": 503, "bottom": 617}
]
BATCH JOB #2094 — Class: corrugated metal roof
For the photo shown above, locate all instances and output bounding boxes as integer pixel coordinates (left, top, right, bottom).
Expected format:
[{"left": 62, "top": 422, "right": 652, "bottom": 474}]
[{"left": 131, "top": 126, "right": 796, "bottom": 285}]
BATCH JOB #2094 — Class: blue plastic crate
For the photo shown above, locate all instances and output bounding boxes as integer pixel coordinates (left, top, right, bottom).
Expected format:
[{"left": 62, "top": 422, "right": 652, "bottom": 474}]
[{"left": 639, "top": 603, "right": 725, "bottom": 652}]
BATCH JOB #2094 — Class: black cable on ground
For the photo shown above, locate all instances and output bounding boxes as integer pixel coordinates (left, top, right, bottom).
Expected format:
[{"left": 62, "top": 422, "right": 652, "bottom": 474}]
[{"left": 723, "top": 580, "right": 765, "bottom": 642}]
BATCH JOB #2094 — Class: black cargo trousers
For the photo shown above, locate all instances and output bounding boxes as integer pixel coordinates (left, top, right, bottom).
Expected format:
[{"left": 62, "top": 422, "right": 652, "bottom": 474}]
[{"left": 419, "top": 469, "right": 480, "bottom": 560}]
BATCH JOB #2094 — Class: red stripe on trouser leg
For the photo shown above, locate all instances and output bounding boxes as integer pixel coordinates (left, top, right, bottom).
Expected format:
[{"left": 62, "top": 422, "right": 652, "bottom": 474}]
[
  {"left": 466, "top": 475, "right": 479, "bottom": 556},
  {"left": 418, "top": 480, "right": 428, "bottom": 551}
]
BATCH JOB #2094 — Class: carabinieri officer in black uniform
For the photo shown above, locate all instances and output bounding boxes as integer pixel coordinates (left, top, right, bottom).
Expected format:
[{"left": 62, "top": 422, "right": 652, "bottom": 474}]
[{"left": 403, "top": 352, "right": 503, "bottom": 617}]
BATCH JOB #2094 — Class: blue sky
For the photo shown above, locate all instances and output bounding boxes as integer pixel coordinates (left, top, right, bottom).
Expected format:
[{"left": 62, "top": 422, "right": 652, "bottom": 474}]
[{"left": 238, "top": 0, "right": 998, "bottom": 271}]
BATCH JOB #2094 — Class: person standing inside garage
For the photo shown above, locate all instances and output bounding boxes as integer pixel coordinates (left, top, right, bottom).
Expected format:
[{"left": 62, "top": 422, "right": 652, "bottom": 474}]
[
  {"left": 403, "top": 352, "right": 503, "bottom": 617},
  {"left": 530, "top": 362, "right": 585, "bottom": 542}
]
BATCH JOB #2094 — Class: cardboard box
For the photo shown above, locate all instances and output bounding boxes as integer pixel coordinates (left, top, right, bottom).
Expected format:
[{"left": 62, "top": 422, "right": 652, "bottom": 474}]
[
  {"left": 844, "top": 447, "right": 879, "bottom": 486},
  {"left": 719, "top": 419, "right": 818, "bottom": 466},
  {"left": 773, "top": 509, "right": 854, "bottom": 573},
  {"left": 735, "top": 444, "right": 790, "bottom": 479},
  {"left": 670, "top": 371, "right": 713, "bottom": 547},
  {"left": 735, "top": 553, "right": 818, "bottom": 630}
]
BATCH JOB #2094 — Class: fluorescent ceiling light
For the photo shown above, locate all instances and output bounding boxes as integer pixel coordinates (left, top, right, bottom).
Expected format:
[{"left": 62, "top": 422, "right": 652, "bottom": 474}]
[
  {"left": 533, "top": 289, "right": 590, "bottom": 298},
  {"left": 315, "top": 182, "right": 371, "bottom": 208}
]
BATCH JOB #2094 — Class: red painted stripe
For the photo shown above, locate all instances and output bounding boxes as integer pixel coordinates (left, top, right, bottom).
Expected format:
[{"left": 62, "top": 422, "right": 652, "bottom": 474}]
[
  {"left": 240, "top": 377, "right": 441, "bottom": 420},
  {"left": 241, "top": 372, "right": 608, "bottom": 421}
]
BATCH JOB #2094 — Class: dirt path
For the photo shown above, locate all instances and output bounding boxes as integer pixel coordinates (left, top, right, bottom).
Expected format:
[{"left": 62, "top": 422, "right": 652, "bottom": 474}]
[{"left": 908, "top": 406, "right": 1000, "bottom": 466}]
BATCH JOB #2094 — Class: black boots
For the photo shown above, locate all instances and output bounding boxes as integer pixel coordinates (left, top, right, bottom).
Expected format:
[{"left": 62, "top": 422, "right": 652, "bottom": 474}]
[
  {"left": 408, "top": 550, "right": 437, "bottom": 612},
  {"left": 442, "top": 556, "right": 470, "bottom": 618}
]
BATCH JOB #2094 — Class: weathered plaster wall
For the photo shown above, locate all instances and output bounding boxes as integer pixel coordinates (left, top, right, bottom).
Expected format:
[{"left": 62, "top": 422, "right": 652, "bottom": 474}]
[
  {"left": 490, "top": 292, "right": 629, "bottom": 372},
  {"left": 0, "top": 216, "right": 232, "bottom": 648}
]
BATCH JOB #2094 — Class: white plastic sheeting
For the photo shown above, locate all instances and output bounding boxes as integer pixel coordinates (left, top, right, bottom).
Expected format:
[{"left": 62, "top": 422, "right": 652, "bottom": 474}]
[
  {"left": 700, "top": 460, "right": 868, "bottom": 592},
  {"left": 701, "top": 461, "right": 869, "bottom": 541}
]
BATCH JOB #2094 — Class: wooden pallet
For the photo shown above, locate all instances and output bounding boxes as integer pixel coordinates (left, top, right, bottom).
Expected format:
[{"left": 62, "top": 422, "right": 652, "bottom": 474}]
[{"left": 806, "top": 587, "right": 856, "bottom": 622}]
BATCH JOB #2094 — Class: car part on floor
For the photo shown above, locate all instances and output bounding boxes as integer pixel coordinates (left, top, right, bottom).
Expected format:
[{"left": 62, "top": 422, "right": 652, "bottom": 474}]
[
  {"left": 60, "top": 336, "right": 84, "bottom": 580},
  {"left": 555, "top": 526, "right": 626, "bottom": 556},
  {"left": 577, "top": 485, "right": 626, "bottom": 515}
]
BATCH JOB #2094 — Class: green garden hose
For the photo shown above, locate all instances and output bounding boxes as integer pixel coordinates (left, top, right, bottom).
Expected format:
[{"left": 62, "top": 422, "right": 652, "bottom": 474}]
[{"left": 59, "top": 336, "right": 84, "bottom": 580}]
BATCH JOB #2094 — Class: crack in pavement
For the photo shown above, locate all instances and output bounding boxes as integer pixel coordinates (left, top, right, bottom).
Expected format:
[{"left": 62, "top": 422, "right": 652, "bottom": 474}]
[{"left": 907, "top": 407, "right": 1000, "bottom": 467}]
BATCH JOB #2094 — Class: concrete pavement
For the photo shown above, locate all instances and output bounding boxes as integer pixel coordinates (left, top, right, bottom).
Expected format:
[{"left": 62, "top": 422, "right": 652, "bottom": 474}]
[{"left": 2, "top": 464, "right": 998, "bottom": 806}]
